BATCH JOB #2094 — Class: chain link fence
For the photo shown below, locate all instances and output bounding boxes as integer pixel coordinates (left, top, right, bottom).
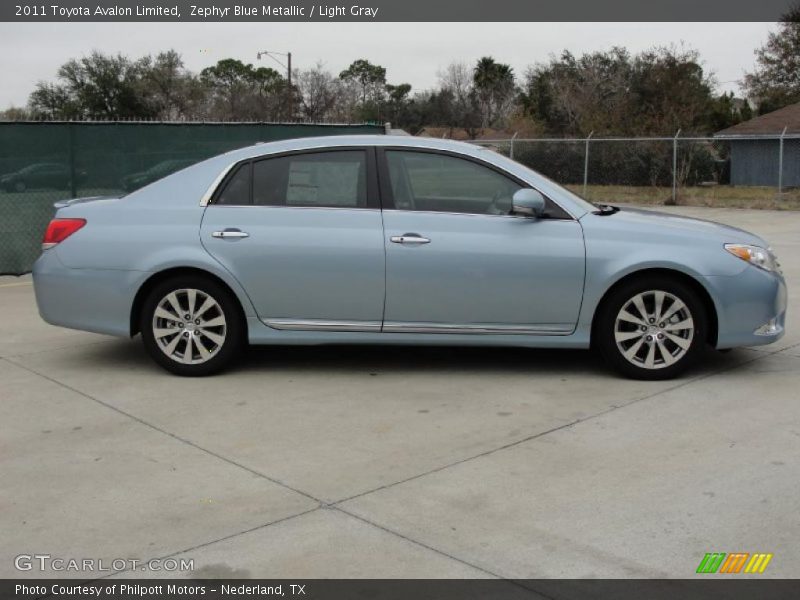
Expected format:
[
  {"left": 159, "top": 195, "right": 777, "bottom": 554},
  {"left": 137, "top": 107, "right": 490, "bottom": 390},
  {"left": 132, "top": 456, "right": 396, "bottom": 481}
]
[
  {"left": 474, "top": 132, "right": 800, "bottom": 208},
  {"left": 0, "top": 121, "right": 384, "bottom": 275}
]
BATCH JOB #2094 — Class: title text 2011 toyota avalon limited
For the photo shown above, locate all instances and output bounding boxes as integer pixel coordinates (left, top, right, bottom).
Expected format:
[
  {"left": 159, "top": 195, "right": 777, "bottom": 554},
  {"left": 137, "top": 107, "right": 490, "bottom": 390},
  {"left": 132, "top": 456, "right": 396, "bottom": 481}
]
[{"left": 32, "top": 136, "right": 787, "bottom": 379}]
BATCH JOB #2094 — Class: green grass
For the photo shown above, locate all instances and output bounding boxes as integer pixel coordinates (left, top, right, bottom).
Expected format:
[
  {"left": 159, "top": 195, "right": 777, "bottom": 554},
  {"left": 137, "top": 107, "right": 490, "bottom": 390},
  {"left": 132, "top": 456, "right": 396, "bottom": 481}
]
[{"left": 565, "top": 184, "right": 800, "bottom": 211}]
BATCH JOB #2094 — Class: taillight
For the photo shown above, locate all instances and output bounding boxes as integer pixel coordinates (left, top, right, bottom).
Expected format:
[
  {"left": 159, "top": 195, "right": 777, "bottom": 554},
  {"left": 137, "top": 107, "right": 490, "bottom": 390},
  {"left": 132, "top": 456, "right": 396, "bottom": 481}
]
[{"left": 42, "top": 218, "right": 86, "bottom": 250}]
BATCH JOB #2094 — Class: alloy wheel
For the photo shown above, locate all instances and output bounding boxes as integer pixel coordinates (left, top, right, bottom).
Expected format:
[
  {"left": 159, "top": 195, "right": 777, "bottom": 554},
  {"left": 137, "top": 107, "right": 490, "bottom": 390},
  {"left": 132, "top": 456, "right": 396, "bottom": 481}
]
[
  {"left": 613, "top": 290, "right": 694, "bottom": 370},
  {"left": 151, "top": 288, "right": 227, "bottom": 365}
]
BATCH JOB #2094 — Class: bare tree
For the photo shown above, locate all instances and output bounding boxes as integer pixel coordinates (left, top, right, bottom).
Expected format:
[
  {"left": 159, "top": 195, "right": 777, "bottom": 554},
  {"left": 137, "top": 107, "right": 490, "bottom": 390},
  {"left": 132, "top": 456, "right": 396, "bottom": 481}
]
[
  {"left": 435, "top": 62, "right": 482, "bottom": 137},
  {"left": 328, "top": 78, "right": 361, "bottom": 122},
  {"left": 0, "top": 106, "right": 29, "bottom": 121},
  {"left": 294, "top": 62, "right": 341, "bottom": 121},
  {"left": 437, "top": 62, "right": 472, "bottom": 106}
]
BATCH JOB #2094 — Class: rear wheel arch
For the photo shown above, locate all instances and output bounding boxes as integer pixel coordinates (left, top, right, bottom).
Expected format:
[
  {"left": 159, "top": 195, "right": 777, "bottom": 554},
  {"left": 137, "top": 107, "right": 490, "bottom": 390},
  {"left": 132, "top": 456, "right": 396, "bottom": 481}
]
[
  {"left": 591, "top": 268, "right": 719, "bottom": 348},
  {"left": 130, "top": 267, "right": 247, "bottom": 337}
]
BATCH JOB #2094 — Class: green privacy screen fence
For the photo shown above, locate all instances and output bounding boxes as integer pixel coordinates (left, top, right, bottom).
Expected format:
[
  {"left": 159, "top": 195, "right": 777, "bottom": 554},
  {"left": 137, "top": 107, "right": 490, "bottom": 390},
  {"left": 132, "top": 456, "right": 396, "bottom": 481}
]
[{"left": 0, "top": 121, "right": 384, "bottom": 275}]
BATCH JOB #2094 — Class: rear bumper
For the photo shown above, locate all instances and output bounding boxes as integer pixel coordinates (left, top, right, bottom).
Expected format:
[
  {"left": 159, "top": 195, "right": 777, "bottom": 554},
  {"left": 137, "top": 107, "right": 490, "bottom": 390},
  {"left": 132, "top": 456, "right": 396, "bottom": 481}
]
[
  {"left": 32, "top": 249, "right": 145, "bottom": 338},
  {"left": 704, "top": 267, "right": 787, "bottom": 349}
]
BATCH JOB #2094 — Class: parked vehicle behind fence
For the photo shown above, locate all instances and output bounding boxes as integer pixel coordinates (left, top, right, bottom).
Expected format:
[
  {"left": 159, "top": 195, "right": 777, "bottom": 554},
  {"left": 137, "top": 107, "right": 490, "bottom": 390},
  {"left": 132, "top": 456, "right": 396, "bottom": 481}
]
[{"left": 1, "top": 163, "right": 86, "bottom": 193}]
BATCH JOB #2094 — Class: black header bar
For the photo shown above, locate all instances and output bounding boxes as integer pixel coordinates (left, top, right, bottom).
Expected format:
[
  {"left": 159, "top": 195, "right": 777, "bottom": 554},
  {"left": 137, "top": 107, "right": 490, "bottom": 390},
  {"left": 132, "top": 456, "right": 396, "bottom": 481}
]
[{"left": 1, "top": 0, "right": 792, "bottom": 22}]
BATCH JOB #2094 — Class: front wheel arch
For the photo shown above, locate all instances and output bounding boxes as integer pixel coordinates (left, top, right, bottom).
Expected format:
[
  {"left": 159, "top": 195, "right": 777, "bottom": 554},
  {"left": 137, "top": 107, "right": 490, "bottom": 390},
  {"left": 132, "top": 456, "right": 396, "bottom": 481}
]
[
  {"left": 590, "top": 268, "right": 719, "bottom": 348},
  {"left": 130, "top": 267, "right": 247, "bottom": 338}
]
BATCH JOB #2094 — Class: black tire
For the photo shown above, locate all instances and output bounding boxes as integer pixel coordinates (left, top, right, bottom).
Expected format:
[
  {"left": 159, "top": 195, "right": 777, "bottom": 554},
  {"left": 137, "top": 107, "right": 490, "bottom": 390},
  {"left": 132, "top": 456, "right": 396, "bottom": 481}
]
[
  {"left": 140, "top": 275, "right": 245, "bottom": 376},
  {"left": 594, "top": 276, "right": 708, "bottom": 380},
  {"left": 14, "top": 180, "right": 26, "bottom": 193}
]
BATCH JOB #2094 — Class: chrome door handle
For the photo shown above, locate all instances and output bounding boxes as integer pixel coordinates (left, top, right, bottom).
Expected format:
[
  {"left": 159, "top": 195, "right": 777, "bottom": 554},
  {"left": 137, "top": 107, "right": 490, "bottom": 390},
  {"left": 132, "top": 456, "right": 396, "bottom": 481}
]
[
  {"left": 390, "top": 234, "right": 430, "bottom": 245},
  {"left": 212, "top": 229, "right": 249, "bottom": 239}
]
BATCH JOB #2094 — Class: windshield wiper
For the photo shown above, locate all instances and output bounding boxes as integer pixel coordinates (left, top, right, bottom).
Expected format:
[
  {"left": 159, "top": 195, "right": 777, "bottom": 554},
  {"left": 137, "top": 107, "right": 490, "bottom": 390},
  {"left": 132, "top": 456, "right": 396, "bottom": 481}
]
[{"left": 593, "top": 204, "right": 620, "bottom": 216}]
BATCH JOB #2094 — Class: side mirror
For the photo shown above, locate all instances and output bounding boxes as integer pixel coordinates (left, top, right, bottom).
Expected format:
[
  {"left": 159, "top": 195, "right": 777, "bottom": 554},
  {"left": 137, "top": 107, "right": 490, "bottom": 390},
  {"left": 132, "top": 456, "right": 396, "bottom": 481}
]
[{"left": 511, "top": 189, "right": 546, "bottom": 218}]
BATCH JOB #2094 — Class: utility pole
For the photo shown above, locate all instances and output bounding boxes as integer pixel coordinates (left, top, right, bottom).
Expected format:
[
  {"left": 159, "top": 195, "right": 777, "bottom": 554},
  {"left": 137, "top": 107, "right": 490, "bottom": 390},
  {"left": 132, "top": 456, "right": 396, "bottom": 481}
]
[
  {"left": 778, "top": 125, "right": 787, "bottom": 198},
  {"left": 257, "top": 49, "right": 292, "bottom": 80},
  {"left": 257, "top": 50, "right": 293, "bottom": 118}
]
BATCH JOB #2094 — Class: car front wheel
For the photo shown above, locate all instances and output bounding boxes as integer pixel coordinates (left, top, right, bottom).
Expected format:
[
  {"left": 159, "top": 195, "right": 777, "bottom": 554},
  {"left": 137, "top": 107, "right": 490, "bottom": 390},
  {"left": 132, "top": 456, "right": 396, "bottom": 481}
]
[
  {"left": 596, "top": 277, "right": 707, "bottom": 380},
  {"left": 140, "top": 276, "right": 244, "bottom": 376}
]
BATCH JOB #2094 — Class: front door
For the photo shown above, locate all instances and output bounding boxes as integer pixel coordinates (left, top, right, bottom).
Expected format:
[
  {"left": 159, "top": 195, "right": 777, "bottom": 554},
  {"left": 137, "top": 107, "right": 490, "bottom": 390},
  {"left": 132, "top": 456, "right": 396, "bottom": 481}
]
[
  {"left": 201, "top": 148, "right": 386, "bottom": 331},
  {"left": 379, "top": 149, "right": 585, "bottom": 334}
]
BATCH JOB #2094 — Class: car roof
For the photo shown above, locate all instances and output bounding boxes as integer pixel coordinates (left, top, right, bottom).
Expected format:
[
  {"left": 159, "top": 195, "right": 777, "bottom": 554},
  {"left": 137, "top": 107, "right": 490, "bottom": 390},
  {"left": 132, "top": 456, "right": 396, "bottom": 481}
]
[{"left": 220, "top": 135, "right": 490, "bottom": 162}]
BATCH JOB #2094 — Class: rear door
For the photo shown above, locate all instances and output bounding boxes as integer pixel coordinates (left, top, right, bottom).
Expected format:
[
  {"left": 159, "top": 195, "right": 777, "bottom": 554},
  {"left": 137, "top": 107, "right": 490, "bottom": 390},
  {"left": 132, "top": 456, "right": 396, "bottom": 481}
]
[{"left": 200, "top": 148, "right": 386, "bottom": 331}]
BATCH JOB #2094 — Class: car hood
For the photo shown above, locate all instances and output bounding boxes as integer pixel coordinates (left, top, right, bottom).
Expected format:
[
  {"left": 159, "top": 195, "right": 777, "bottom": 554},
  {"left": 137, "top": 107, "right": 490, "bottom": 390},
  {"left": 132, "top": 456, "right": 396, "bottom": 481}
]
[{"left": 584, "top": 206, "right": 769, "bottom": 247}]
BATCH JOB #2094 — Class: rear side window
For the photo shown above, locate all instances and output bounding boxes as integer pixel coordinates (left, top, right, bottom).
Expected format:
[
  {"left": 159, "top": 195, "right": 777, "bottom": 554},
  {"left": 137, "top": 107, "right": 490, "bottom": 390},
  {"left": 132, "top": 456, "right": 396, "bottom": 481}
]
[
  {"left": 215, "top": 163, "right": 251, "bottom": 206},
  {"left": 254, "top": 151, "right": 367, "bottom": 208}
]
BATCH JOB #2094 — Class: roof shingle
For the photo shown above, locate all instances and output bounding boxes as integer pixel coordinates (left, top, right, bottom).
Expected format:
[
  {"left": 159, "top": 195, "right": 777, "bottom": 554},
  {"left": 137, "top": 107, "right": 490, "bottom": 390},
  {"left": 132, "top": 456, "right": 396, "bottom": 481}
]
[{"left": 715, "top": 102, "right": 800, "bottom": 136}]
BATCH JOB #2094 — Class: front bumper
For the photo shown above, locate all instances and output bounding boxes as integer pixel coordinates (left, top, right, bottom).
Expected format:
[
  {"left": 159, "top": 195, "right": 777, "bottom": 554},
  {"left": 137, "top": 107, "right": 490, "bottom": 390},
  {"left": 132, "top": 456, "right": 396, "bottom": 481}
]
[{"left": 704, "top": 266, "right": 787, "bottom": 349}]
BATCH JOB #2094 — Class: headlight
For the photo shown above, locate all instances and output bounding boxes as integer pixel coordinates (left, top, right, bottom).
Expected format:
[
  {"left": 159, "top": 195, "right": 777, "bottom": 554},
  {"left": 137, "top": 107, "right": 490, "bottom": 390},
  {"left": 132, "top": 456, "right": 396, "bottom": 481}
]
[{"left": 725, "top": 244, "right": 781, "bottom": 274}]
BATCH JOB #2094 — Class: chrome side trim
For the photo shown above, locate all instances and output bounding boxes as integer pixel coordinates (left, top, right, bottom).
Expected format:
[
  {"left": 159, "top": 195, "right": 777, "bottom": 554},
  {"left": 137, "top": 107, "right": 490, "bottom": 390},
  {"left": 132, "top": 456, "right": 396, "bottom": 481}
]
[
  {"left": 264, "top": 319, "right": 382, "bottom": 332},
  {"left": 202, "top": 204, "right": 379, "bottom": 211},
  {"left": 381, "top": 208, "right": 562, "bottom": 221},
  {"left": 382, "top": 322, "right": 573, "bottom": 335},
  {"left": 264, "top": 319, "right": 573, "bottom": 335}
]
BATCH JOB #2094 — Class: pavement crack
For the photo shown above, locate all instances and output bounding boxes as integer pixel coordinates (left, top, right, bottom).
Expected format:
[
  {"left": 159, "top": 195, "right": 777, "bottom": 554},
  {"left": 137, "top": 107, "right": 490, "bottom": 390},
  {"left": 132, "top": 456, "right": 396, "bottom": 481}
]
[
  {"left": 88, "top": 506, "right": 324, "bottom": 581},
  {"left": 333, "top": 342, "right": 800, "bottom": 506},
  {"left": 333, "top": 505, "right": 506, "bottom": 579},
  {"left": 1, "top": 356, "right": 322, "bottom": 505}
]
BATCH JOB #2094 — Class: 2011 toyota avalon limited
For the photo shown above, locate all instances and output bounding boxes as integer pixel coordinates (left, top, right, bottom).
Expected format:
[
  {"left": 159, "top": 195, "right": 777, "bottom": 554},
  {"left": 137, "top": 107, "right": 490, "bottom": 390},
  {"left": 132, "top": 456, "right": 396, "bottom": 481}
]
[{"left": 32, "top": 136, "right": 787, "bottom": 379}]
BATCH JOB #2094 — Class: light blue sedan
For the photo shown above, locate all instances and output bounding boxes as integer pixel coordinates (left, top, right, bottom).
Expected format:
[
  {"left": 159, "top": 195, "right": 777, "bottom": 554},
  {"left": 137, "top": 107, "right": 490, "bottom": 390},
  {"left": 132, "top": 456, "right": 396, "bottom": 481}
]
[{"left": 32, "top": 136, "right": 787, "bottom": 379}]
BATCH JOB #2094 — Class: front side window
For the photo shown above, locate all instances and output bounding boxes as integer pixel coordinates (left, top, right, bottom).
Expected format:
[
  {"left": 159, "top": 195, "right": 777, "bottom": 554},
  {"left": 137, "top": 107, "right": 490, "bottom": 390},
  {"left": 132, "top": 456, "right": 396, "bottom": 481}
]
[{"left": 385, "top": 150, "right": 522, "bottom": 215}]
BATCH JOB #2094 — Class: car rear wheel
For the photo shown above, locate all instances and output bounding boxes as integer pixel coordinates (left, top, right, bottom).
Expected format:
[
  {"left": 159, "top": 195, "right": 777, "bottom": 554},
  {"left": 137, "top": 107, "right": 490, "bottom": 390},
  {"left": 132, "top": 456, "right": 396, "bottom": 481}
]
[
  {"left": 14, "top": 181, "right": 26, "bottom": 193},
  {"left": 596, "top": 277, "right": 707, "bottom": 380},
  {"left": 140, "top": 276, "right": 244, "bottom": 376}
]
